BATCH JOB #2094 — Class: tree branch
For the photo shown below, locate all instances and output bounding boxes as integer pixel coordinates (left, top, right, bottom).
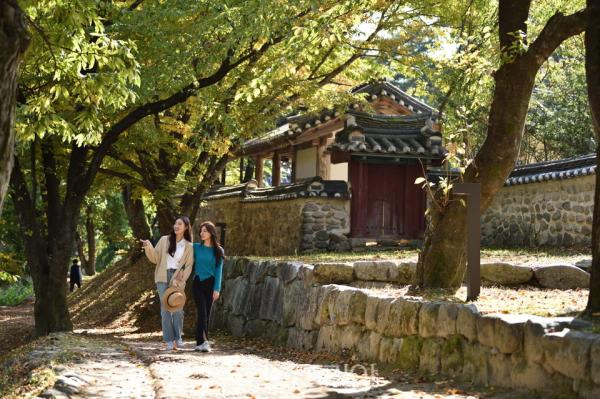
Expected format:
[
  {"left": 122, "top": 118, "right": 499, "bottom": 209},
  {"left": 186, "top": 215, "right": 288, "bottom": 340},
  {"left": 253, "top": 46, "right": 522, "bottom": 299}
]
[
  {"left": 129, "top": 0, "right": 145, "bottom": 11},
  {"left": 82, "top": 33, "right": 289, "bottom": 197},
  {"left": 526, "top": 8, "right": 587, "bottom": 67},
  {"left": 107, "top": 150, "right": 146, "bottom": 175},
  {"left": 99, "top": 167, "right": 142, "bottom": 183}
]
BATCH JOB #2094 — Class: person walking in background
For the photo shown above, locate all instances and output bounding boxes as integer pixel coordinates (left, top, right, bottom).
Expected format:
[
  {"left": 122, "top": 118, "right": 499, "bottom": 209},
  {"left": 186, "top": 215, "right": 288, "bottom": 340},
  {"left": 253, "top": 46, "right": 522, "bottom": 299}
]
[
  {"left": 69, "top": 258, "right": 82, "bottom": 292},
  {"left": 193, "top": 221, "right": 224, "bottom": 352},
  {"left": 141, "top": 216, "right": 194, "bottom": 351}
]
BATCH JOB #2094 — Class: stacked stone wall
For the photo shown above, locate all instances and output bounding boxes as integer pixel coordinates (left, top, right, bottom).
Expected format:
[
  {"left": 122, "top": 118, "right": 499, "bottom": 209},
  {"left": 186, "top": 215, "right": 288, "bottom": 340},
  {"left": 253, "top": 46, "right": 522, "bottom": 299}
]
[
  {"left": 211, "top": 258, "right": 600, "bottom": 398},
  {"left": 481, "top": 175, "right": 594, "bottom": 247},
  {"left": 196, "top": 197, "right": 350, "bottom": 256},
  {"left": 300, "top": 202, "right": 351, "bottom": 252}
]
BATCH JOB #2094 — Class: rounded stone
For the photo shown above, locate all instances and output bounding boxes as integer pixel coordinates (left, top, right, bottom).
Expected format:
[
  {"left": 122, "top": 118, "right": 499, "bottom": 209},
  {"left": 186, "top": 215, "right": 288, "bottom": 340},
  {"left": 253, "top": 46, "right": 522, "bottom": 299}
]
[
  {"left": 534, "top": 264, "right": 590, "bottom": 289},
  {"left": 304, "top": 203, "right": 319, "bottom": 212},
  {"left": 315, "top": 230, "right": 330, "bottom": 241},
  {"left": 481, "top": 262, "right": 533, "bottom": 285}
]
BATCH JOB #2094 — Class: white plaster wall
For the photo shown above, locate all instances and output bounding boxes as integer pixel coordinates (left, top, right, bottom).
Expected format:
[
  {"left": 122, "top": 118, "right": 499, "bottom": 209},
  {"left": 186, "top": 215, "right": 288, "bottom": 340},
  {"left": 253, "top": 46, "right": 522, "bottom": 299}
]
[
  {"left": 296, "top": 147, "right": 317, "bottom": 180},
  {"left": 330, "top": 162, "right": 348, "bottom": 181}
]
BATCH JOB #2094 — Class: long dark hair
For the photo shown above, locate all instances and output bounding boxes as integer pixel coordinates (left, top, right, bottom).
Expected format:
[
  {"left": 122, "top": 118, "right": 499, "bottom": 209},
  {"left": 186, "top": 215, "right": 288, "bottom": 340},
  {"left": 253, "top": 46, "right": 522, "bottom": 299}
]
[
  {"left": 168, "top": 216, "right": 193, "bottom": 256},
  {"left": 199, "top": 221, "right": 224, "bottom": 266}
]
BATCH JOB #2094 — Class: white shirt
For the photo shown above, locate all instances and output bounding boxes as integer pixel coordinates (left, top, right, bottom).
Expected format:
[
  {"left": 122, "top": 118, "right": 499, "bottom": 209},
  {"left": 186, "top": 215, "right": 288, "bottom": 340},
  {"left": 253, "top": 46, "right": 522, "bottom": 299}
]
[{"left": 166, "top": 239, "right": 186, "bottom": 270}]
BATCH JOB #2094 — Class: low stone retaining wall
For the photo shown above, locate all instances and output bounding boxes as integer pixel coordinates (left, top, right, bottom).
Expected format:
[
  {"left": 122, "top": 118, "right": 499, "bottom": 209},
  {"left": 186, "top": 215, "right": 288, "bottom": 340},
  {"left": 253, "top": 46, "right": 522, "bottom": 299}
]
[
  {"left": 211, "top": 258, "right": 600, "bottom": 398},
  {"left": 298, "top": 258, "right": 591, "bottom": 289}
]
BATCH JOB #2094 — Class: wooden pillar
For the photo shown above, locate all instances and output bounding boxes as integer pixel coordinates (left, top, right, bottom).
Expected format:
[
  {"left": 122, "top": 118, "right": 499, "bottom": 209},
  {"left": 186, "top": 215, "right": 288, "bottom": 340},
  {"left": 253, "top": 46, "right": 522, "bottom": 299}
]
[
  {"left": 272, "top": 151, "right": 281, "bottom": 187},
  {"left": 255, "top": 155, "right": 264, "bottom": 187},
  {"left": 291, "top": 149, "right": 297, "bottom": 183},
  {"left": 316, "top": 137, "right": 330, "bottom": 179},
  {"left": 239, "top": 158, "right": 244, "bottom": 183}
]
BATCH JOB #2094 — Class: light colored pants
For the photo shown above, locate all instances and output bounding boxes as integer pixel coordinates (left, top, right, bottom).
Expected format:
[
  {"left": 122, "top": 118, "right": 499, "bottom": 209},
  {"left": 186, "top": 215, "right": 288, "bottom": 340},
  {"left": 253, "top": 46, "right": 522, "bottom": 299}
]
[{"left": 156, "top": 269, "right": 184, "bottom": 342}]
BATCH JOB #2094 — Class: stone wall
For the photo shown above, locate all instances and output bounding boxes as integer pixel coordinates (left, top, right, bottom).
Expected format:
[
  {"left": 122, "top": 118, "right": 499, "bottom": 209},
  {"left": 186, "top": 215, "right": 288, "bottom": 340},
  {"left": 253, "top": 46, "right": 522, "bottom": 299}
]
[
  {"left": 481, "top": 175, "right": 594, "bottom": 247},
  {"left": 211, "top": 258, "right": 600, "bottom": 398},
  {"left": 196, "top": 197, "right": 350, "bottom": 256},
  {"left": 300, "top": 202, "right": 351, "bottom": 252}
]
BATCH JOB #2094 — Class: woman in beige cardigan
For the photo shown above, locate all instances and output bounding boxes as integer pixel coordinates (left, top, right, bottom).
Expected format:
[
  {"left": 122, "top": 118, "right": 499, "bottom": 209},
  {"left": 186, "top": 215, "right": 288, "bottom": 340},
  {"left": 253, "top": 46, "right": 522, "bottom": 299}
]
[{"left": 141, "top": 216, "right": 194, "bottom": 350}]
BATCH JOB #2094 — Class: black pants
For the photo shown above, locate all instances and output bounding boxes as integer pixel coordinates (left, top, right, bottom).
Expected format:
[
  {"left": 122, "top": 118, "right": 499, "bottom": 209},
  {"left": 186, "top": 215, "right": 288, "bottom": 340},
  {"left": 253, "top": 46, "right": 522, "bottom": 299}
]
[
  {"left": 193, "top": 276, "right": 214, "bottom": 345},
  {"left": 70, "top": 280, "right": 81, "bottom": 292}
]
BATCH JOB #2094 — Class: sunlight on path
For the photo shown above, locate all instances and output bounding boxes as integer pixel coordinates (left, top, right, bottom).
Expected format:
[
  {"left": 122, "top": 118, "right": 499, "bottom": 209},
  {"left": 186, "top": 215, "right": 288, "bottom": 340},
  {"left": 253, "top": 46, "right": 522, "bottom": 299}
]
[
  {"left": 36, "top": 338, "right": 155, "bottom": 399},
  {"left": 125, "top": 337, "right": 510, "bottom": 399}
]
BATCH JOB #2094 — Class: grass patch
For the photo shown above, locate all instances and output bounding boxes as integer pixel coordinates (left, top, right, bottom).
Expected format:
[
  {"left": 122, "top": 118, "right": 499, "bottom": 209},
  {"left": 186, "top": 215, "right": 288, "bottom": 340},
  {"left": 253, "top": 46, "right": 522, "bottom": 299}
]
[
  {"left": 364, "top": 284, "right": 589, "bottom": 317},
  {"left": 0, "top": 282, "right": 33, "bottom": 306},
  {"left": 251, "top": 248, "right": 419, "bottom": 263},
  {"left": 244, "top": 246, "right": 590, "bottom": 265}
]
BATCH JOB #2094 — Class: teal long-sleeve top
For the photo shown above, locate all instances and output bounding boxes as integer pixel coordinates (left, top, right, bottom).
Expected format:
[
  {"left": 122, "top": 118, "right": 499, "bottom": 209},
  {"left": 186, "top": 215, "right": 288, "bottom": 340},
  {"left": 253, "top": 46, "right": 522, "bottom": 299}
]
[{"left": 193, "top": 243, "right": 223, "bottom": 292}]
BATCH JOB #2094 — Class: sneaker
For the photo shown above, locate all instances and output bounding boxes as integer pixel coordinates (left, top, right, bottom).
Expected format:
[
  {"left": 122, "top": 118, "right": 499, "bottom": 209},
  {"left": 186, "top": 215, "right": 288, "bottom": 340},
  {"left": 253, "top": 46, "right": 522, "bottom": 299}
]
[
  {"left": 176, "top": 339, "right": 184, "bottom": 348},
  {"left": 195, "top": 341, "right": 211, "bottom": 352},
  {"left": 166, "top": 341, "right": 174, "bottom": 351}
]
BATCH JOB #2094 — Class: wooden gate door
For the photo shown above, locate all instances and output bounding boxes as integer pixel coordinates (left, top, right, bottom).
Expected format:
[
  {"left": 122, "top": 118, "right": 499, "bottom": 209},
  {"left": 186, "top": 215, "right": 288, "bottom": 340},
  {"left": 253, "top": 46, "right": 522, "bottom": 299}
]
[
  {"left": 365, "top": 163, "right": 404, "bottom": 237},
  {"left": 350, "top": 161, "right": 425, "bottom": 239}
]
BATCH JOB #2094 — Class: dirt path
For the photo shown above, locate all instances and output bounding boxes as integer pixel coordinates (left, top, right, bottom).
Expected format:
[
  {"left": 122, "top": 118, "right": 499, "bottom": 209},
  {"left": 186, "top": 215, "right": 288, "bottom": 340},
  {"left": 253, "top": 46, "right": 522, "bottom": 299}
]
[
  {"left": 1, "top": 303, "right": 527, "bottom": 398},
  {"left": 2, "top": 329, "right": 528, "bottom": 398}
]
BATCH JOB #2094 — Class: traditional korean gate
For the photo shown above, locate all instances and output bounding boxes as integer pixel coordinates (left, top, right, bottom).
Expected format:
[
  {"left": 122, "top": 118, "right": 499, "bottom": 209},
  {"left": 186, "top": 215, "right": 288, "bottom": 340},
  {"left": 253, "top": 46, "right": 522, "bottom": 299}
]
[{"left": 350, "top": 160, "right": 425, "bottom": 239}]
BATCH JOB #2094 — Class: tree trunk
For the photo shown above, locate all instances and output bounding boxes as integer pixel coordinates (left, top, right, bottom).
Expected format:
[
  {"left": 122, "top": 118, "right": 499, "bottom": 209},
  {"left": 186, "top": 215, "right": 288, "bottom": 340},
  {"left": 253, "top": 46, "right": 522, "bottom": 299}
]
[
  {"left": 76, "top": 205, "right": 96, "bottom": 276},
  {"left": 156, "top": 201, "right": 177, "bottom": 235},
  {"left": 417, "top": 2, "right": 586, "bottom": 288},
  {"left": 0, "top": 1, "right": 29, "bottom": 214},
  {"left": 121, "top": 184, "right": 151, "bottom": 240},
  {"left": 11, "top": 153, "right": 80, "bottom": 335},
  {"left": 31, "top": 246, "right": 73, "bottom": 336},
  {"left": 586, "top": 0, "right": 600, "bottom": 313}
]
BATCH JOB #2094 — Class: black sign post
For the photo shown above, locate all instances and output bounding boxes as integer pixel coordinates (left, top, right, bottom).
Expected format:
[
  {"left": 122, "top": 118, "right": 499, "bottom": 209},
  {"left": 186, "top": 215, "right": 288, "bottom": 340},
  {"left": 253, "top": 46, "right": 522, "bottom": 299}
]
[{"left": 453, "top": 183, "right": 481, "bottom": 301}]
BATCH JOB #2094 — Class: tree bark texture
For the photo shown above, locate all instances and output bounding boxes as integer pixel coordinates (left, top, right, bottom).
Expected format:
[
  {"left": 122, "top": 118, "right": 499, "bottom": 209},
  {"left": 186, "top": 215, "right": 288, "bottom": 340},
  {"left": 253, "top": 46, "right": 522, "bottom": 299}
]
[
  {"left": 10, "top": 157, "right": 73, "bottom": 335},
  {"left": 76, "top": 205, "right": 96, "bottom": 276},
  {"left": 586, "top": 0, "right": 600, "bottom": 313},
  {"left": 417, "top": 1, "right": 587, "bottom": 288},
  {"left": 121, "top": 184, "right": 151, "bottom": 240},
  {"left": 0, "top": 1, "right": 29, "bottom": 214}
]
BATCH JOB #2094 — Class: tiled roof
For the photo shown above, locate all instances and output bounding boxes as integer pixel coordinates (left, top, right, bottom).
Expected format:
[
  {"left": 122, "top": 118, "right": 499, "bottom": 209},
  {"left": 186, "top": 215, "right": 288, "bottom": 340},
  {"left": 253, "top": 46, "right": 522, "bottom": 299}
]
[
  {"left": 202, "top": 177, "right": 350, "bottom": 202},
  {"left": 506, "top": 154, "right": 597, "bottom": 186},
  {"left": 352, "top": 80, "right": 438, "bottom": 116},
  {"left": 427, "top": 154, "right": 597, "bottom": 186},
  {"left": 328, "top": 112, "right": 446, "bottom": 159},
  {"left": 242, "top": 109, "right": 341, "bottom": 153},
  {"left": 241, "top": 81, "right": 437, "bottom": 154}
]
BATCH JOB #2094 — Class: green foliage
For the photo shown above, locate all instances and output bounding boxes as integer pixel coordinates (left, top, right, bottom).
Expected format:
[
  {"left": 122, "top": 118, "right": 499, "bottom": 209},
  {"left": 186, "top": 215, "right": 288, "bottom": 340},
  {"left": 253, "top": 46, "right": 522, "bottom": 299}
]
[
  {"left": 96, "top": 244, "right": 127, "bottom": 272},
  {"left": 17, "top": 0, "right": 140, "bottom": 145},
  {"left": 523, "top": 37, "right": 594, "bottom": 162},
  {"left": 392, "top": 0, "right": 590, "bottom": 164},
  {"left": 0, "top": 281, "right": 33, "bottom": 306},
  {"left": 0, "top": 197, "right": 25, "bottom": 260},
  {"left": 0, "top": 253, "right": 25, "bottom": 281},
  {"left": 95, "top": 192, "right": 131, "bottom": 247}
]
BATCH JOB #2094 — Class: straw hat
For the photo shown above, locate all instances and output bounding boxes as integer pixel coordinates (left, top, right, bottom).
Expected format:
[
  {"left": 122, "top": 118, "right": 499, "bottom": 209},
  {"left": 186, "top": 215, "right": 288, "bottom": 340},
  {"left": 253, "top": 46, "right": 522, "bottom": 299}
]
[{"left": 162, "top": 285, "right": 186, "bottom": 312}]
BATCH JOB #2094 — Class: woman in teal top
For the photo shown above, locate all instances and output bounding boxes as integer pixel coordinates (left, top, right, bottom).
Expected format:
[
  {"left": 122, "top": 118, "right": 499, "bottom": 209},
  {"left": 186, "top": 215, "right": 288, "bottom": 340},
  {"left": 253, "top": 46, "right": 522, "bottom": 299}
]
[{"left": 192, "top": 221, "right": 224, "bottom": 352}]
